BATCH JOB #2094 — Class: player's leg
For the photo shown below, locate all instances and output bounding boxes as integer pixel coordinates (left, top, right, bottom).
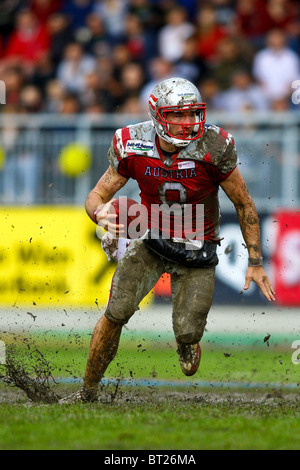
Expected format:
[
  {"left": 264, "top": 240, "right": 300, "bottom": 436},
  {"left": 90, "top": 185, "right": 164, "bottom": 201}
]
[
  {"left": 170, "top": 265, "right": 215, "bottom": 376},
  {"left": 83, "top": 240, "right": 165, "bottom": 397},
  {"left": 83, "top": 314, "right": 122, "bottom": 397},
  {"left": 60, "top": 240, "right": 164, "bottom": 403}
]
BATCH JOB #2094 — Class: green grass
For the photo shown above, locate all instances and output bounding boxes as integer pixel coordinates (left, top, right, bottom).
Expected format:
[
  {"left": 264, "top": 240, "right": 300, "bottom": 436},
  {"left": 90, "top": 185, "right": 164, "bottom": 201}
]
[
  {"left": 0, "top": 332, "right": 299, "bottom": 450},
  {"left": 0, "top": 399, "right": 299, "bottom": 450}
]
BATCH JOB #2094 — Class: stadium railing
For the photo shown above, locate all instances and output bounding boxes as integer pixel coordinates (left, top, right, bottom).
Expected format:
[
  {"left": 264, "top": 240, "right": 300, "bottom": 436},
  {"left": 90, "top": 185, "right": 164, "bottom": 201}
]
[{"left": 0, "top": 111, "right": 299, "bottom": 212}]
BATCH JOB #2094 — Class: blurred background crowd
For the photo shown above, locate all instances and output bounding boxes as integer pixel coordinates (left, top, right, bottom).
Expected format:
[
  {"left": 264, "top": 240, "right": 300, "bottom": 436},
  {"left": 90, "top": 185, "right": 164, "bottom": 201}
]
[
  {"left": 0, "top": 1, "right": 299, "bottom": 307},
  {"left": 0, "top": 0, "right": 299, "bottom": 117}
]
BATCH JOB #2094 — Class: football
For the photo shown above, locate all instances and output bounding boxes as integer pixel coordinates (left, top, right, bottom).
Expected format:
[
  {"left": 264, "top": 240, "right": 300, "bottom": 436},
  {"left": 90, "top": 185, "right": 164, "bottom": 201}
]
[{"left": 110, "top": 197, "right": 148, "bottom": 239}]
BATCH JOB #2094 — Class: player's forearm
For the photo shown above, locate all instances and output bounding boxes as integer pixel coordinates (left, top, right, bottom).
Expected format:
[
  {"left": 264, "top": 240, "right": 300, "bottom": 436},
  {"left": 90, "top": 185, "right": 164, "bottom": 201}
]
[
  {"left": 85, "top": 165, "right": 128, "bottom": 221},
  {"left": 235, "top": 199, "right": 262, "bottom": 261},
  {"left": 85, "top": 190, "right": 108, "bottom": 221}
]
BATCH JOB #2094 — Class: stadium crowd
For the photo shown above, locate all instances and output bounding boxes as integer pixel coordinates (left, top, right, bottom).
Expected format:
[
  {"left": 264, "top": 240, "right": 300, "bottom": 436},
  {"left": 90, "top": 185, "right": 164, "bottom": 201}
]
[{"left": 0, "top": 0, "right": 299, "bottom": 116}]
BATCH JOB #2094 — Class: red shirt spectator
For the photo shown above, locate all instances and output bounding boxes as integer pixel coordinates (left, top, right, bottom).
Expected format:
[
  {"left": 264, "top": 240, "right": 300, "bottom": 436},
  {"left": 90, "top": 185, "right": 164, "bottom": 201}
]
[
  {"left": 124, "top": 14, "right": 146, "bottom": 62},
  {"left": 29, "top": 0, "right": 62, "bottom": 26},
  {"left": 195, "top": 6, "right": 228, "bottom": 63},
  {"left": 5, "top": 9, "right": 50, "bottom": 65},
  {"left": 264, "top": 0, "right": 299, "bottom": 32},
  {"left": 236, "top": 0, "right": 298, "bottom": 40}
]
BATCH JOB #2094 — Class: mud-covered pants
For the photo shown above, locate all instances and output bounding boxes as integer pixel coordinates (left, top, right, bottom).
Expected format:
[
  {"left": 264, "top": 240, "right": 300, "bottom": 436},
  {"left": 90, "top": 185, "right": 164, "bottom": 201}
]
[{"left": 104, "top": 239, "right": 215, "bottom": 345}]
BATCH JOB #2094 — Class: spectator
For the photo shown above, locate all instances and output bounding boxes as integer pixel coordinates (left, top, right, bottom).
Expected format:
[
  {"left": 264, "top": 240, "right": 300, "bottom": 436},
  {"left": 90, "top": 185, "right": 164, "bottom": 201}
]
[
  {"left": 0, "top": 0, "right": 298, "bottom": 119},
  {"left": 119, "top": 62, "right": 145, "bottom": 104},
  {"left": 157, "top": 6, "right": 195, "bottom": 63},
  {"left": 44, "top": 79, "right": 66, "bottom": 112},
  {"left": 56, "top": 42, "right": 96, "bottom": 94},
  {"left": 264, "top": 0, "right": 299, "bottom": 34},
  {"left": 208, "top": 0, "right": 237, "bottom": 26},
  {"left": 176, "top": 0, "right": 200, "bottom": 21},
  {"left": 198, "top": 76, "right": 222, "bottom": 111},
  {"left": 127, "top": 0, "right": 162, "bottom": 60},
  {"left": 31, "top": 53, "right": 56, "bottom": 95},
  {"left": 235, "top": 0, "right": 299, "bottom": 48},
  {"left": 174, "top": 35, "right": 208, "bottom": 84},
  {"left": 19, "top": 85, "right": 44, "bottom": 112},
  {"left": 60, "top": 92, "right": 81, "bottom": 114},
  {"left": 3, "top": 9, "right": 51, "bottom": 76},
  {"left": 128, "top": 0, "right": 162, "bottom": 33},
  {"left": 84, "top": 102, "right": 108, "bottom": 116},
  {"left": 119, "top": 94, "right": 145, "bottom": 114},
  {"left": 128, "top": 0, "right": 158, "bottom": 24},
  {"left": 61, "top": 0, "right": 95, "bottom": 32},
  {"left": 81, "top": 70, "right": 116, "bottom": 111},
  {"left": 235, "top": 0, "right": 272, "bottom": 45},
  {"left": 47, "top": 13, "right": 75, "bottom": 66},
  {"left": 209, "top": 37, "right": 251, "bottom": 90},
  {"left": 217, "top": 69, "right": 270, "bottom": 112},
  {"left": 111, "top": 44, "right": 133, "bottom": 83},
  {"left": 195, "top": 5, "right": 228, "bottom": 64},
  {"left": 84, "top": 13, "right": 111, "bottom": 58},
  {"left": 93, "top": 0, "right": 129, "bottom": 41},
  {"left": 96, "top": 44, "right": 130, "bottom": 108},
  {"left": 252, "top": 28, "right": 300, "bottom": 101},
  {"left": 123, "top": 13, "right": 147, "bottom": 63},
  {"left": 139, "top": 56, "right": 175, "bottom": 110},
  {"left": 29, "top": 0, "right": 62, "bottom": 26}
]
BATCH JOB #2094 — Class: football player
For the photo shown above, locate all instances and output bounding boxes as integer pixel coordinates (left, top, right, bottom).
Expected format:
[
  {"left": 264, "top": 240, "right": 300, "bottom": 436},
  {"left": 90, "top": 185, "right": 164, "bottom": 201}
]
[{"left": 59, "top": 77, "right": 275, "bottom": 404}]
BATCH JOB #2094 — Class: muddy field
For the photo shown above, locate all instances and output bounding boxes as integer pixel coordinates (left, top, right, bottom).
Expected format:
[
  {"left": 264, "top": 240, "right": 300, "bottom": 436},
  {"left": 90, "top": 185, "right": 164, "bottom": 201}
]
[
  {"left": 0, "top": 339, "right": 299, "bottom": 450},
  {"left": 1, "top": 379, "right": 299, "bottom": 409}
]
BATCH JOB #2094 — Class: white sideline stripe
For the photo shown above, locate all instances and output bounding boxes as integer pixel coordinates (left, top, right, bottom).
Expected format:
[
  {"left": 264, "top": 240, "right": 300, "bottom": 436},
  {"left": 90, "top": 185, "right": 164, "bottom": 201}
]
[{"left": 0, "top": 305, "right": 299, "bottom": 334}]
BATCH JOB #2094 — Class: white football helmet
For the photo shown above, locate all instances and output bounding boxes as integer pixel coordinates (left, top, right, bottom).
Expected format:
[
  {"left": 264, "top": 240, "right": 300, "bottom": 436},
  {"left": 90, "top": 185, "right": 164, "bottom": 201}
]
[{"left": 149, "top": 77, "right": 206, "bottom": 147}]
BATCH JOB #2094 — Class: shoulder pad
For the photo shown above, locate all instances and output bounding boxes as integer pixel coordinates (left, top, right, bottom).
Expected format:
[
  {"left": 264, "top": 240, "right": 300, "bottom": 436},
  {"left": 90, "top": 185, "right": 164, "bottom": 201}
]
[
  {"left": 108, "top": 121, "right": 157, "bottom": 171},
  {"left": 181, "top": 124, "right": 237, "bottom": 174}
]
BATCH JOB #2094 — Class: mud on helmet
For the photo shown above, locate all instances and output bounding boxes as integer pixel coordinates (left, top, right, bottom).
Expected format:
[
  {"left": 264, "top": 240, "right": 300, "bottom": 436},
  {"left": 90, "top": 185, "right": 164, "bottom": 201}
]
[{"left": 149, "top": 77, "right": 206, "bottom": 147}]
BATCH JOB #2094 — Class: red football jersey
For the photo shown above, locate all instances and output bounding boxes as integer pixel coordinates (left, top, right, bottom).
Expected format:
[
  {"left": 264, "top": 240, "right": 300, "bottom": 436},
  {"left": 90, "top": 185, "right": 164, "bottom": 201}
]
[{"left": 108, "top": 121, "right": 237, "bottom": 241}]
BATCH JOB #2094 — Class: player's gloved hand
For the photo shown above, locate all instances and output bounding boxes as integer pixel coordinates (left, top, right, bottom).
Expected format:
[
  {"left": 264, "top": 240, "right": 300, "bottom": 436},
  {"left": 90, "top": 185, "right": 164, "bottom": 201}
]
[{"left": 93, "top": 199, "right": 125, "bottom": 237}]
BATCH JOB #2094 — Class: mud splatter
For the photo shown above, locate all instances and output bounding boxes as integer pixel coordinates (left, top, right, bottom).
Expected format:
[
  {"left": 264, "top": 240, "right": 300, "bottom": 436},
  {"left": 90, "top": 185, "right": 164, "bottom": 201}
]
[
  {"left": 1, "top": 343, "right": 60, "bottom": 404},
  {"left": 264, "top": 334, "right": 271, "bottom": 346}
]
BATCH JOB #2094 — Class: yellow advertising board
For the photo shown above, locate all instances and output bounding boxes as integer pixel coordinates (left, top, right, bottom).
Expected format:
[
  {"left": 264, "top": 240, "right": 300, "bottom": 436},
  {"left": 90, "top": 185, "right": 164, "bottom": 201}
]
[{"left": 0, "top": 207, "right": 118, "bottom": 308}]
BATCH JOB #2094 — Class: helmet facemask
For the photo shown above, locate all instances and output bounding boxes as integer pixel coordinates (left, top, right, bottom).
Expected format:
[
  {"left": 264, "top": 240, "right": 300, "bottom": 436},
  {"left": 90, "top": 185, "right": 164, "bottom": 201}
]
[
  {"left": 149, "top": 78, "right": 207, "bottom": 148},
  {"left": 156, "top": 104, "right": 206, "bottom": 146}
]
